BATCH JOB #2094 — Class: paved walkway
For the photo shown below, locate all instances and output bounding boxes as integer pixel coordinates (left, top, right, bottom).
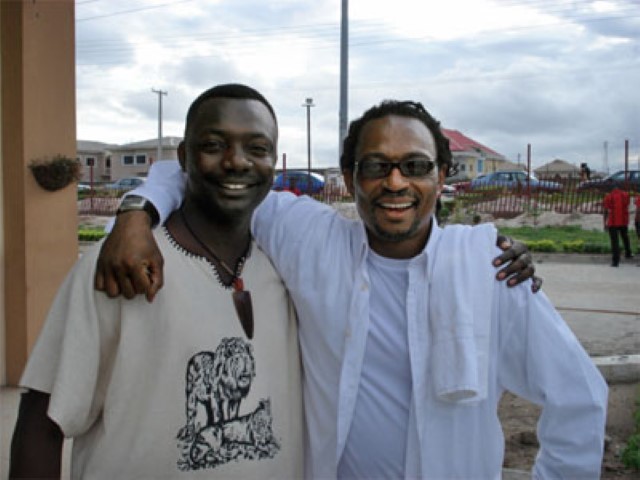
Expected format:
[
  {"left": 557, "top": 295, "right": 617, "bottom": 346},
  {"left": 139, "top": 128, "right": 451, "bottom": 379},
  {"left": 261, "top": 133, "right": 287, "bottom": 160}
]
[{"left": 2, "top": 255, "right": 638, "bottom": 478}]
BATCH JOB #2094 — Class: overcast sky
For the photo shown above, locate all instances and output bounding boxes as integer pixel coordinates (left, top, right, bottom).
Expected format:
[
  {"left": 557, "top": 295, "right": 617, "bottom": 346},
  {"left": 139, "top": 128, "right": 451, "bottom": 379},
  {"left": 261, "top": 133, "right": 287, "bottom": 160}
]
[{"left": 76, "top": 0, "right": 640, "bottom": 172}]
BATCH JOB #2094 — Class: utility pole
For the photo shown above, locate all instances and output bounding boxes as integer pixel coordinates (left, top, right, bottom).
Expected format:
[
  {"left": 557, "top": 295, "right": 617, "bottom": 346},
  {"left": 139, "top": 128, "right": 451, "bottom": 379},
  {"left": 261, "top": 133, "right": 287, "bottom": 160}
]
[
  {"left": 302, "top": 98, "right": 315, "bottom": 193},
  {"left": 151, "top": 88, "right": 167, "bottom": 163},
  {"left": 338, "top": 0, "right": 348, "bottom": 156}
]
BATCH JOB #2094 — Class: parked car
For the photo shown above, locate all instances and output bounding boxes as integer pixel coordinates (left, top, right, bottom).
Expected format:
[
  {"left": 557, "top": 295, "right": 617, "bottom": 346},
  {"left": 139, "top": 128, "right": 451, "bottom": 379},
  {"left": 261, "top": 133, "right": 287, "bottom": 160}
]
[
  {"left": 104, "top": 177, "right": 146, "bottom": 193},
  {"left": 577, "top": 170, "right": 640, "bottom": 192},
  {"left": 77, "top": 181, "right": 92, "bottom": 192},
  {"left": 450, "top": 180, "right": 471, "bottom": 192},
  {"left": 272, "top": 171, "right": 325, "bottom": 194},
  {"left": 469, "top": 171, "right": 562, "bottom": 192},
  {"left": 440, "top": 184, "right": 456, "bottom": 198}
]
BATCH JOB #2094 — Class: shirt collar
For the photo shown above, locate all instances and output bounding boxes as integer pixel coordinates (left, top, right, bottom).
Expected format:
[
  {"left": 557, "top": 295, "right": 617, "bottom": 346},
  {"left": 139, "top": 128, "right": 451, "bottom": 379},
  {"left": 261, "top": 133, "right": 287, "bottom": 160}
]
[{"left": 352, "top": 215, "right": 443, "bottom": 267}]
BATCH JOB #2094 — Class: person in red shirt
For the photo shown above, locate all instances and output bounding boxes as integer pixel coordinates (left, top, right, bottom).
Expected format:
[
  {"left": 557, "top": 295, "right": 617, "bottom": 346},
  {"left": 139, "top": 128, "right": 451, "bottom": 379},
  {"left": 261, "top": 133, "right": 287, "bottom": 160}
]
[{"left": 603, "top": 187, "right": 632, "bottom": 266}]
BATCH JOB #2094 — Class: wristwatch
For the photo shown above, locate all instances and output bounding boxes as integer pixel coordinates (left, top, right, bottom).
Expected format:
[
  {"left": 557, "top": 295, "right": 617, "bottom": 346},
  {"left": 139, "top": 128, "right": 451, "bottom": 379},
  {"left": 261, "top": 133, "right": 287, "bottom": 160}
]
[{"left": 116, "top": 195, "right": 160, "bottom": 227}]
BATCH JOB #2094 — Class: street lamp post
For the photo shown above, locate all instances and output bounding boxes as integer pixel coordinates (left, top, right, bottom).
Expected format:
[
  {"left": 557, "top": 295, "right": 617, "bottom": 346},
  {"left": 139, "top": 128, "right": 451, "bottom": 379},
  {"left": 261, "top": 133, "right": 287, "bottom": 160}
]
[
  {"left": 302, "top": 97, "right": 315, "bottom": 193},
  {"left": 152, "top": 88, "right": 167, "bottom": 163}
]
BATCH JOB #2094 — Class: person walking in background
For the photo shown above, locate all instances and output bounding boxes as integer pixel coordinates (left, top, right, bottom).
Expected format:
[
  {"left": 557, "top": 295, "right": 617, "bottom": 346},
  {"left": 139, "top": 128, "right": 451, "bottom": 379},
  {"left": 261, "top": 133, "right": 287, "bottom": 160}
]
[
  {"left": 580, "top": 162, "right": 591, "bottom": 181},
  {"left": 603, "top": 186, "right": 632, "bottom": 267}
]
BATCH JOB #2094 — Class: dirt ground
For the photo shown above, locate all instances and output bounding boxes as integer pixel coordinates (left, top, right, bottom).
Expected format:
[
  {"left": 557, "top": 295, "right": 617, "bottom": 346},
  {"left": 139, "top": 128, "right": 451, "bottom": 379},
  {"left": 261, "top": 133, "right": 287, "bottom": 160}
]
[{"left": 499, "top": 384, "right": 638, "bottom": 478}]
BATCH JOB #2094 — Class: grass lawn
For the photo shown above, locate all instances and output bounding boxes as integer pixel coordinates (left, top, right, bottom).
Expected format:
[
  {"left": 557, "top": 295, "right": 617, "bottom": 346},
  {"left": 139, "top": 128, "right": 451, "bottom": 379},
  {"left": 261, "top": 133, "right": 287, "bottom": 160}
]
[
  {"left": 497, "top": 225, "right": 639, "bottom": 254},
  {"left": 79, "top": 223, "right": 639, "bottom": 254}
]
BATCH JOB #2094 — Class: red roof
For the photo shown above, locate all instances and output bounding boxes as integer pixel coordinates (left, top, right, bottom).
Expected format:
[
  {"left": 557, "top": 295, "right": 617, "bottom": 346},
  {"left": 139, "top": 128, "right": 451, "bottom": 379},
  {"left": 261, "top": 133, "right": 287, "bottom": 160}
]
[{"left": 442, "top": 128, "right": 502, "bottom": 157}]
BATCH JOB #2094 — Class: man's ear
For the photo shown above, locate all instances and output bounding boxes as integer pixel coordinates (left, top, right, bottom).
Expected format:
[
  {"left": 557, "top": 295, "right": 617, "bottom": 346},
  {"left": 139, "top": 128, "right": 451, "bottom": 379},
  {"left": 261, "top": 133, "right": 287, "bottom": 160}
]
[
  {"left": 177, "top": 142, "right": 187, "bottom": 172},
  {"left": 437, "top": 167, "right": 446, "bottom": 193},
  {"left": 343, "top": 169, "right": 355, "bottom": 197}
]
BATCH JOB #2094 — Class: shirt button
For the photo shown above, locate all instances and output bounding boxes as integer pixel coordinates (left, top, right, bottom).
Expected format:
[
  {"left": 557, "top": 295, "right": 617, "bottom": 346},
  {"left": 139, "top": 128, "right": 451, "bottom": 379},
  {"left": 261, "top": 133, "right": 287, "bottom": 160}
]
[{"left": 360, "top": 283, "right": 368, "bottom": 291}]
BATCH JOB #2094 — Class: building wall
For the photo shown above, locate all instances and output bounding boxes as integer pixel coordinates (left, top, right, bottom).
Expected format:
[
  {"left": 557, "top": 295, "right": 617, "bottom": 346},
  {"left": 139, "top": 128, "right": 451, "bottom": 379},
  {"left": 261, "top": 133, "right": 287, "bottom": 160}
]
[
  {"left": 78, "top": 151, "right": 111, "bottom": 183},
  {"left": 0, "top": 2, "right": 4, "bottom": 384},
  {"left": 109, "top": 145, "right": 179, "bottom": 180},
  {"left": 1, "top": 0, "right": 77, "bottom": 385}
]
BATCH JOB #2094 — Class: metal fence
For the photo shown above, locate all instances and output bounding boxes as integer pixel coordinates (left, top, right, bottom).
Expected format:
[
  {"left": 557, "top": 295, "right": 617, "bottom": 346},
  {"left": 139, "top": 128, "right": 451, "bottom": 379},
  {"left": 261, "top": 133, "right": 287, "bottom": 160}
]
[{"left": 78, "top": 179, "right": 633, "bottom": 218}]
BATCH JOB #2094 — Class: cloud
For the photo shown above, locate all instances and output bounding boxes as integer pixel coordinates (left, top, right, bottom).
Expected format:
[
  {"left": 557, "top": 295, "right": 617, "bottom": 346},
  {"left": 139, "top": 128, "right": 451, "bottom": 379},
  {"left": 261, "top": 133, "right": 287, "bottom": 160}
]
[{"left": 75, "top": 0, "right": 640, "bottom": 171}]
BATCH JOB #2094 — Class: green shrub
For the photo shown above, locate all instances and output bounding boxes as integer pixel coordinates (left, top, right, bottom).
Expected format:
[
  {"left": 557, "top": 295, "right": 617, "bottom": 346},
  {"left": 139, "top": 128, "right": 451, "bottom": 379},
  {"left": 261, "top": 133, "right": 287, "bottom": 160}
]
[
  {"left": 438, "top": 206, "right": 451, "bottom": 224},
  {"left": 561, "top": 240, "right": 585, "bottom": 253},
  {"left": 78, "top": 229, "right": 106, "bottom": 242},
  {"left": 583, "top": 243, "right": 608, "bottom": 254},
  {"left": 621, "top": 392, "right": 640, "bottom": 470},
  {"left": 525, "top": 240, "right": 557, "bottom": 252}
]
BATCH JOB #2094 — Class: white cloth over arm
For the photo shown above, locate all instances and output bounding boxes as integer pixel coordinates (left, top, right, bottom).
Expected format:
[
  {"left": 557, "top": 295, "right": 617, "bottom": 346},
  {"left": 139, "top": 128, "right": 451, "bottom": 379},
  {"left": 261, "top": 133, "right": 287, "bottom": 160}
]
[{"left": 429, "top": 223, "right": 496, "bottom": 403}]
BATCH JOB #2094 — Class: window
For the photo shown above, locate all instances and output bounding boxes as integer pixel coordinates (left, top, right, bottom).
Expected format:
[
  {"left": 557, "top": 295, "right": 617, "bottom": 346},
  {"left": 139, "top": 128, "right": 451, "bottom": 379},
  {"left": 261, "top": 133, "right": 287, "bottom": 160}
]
[
  {"left": 85, "top": 157, "right": 95, "bottom": 167},
  {"left": 122, "top": 154, "right": 147, "bottom": 165},
  {"left": 477, "top": 158, "right": 484, "bottom": 172},
  {"left": 105, "top": 157, "right": 111, "bottom": 168},
  {"left": 460, "top": 164, "right": 466, "bottom": 172}
]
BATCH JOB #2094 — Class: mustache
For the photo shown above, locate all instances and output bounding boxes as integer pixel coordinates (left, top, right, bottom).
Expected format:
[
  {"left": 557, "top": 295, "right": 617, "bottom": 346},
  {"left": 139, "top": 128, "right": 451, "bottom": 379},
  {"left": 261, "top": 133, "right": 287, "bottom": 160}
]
[
  {"left": 200, "top": 172, "right": 261, "bottom": 185},
  {"left": 374, "top": 189, "right": 417, "bottom": 202}
]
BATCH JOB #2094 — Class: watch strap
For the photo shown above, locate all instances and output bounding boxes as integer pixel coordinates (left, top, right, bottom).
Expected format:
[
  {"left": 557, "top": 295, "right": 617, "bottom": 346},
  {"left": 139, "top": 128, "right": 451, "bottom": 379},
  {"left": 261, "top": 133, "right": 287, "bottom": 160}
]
[{"left": 116, "top": 195, "right": 160, "bottom": 227}]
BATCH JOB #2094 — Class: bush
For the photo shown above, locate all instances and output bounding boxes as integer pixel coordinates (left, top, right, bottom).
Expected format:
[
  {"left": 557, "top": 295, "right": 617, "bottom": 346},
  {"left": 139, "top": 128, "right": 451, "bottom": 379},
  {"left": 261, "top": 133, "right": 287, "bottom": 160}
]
[
  {"left": 525, "top": 240, "right": 557, "bottom": 252},
  {"left": 583, "top": 243, "right": 608, "bottom": 254},
  {"left": 561, "top": 240, "right": 585, "bottom": 253},
  {"left": 78, "top": 229, "right": 106, "bottom": 242},
  {"left": 621, "top": 392, "right": 640, "bottom": 470}
]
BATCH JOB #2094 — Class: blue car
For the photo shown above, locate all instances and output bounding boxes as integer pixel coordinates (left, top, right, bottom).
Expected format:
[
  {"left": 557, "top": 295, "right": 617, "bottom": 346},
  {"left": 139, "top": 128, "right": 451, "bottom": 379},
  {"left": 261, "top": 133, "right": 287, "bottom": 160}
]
[
  {"left": 104, "top": 177, "right": 146, "bottom": 193},
  {"left": 272, "top": 171, "right": 325, "bottom": 194},
  {"left": 470, "top": 171, "right": 561, "bottom": 192}
]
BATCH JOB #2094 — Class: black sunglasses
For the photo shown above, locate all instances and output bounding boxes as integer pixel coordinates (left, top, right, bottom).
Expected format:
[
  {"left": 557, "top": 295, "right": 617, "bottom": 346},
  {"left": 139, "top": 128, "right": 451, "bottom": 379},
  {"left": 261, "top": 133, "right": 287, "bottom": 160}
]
[{"left": 355, "top": 157, "right": 436, "bottom": 179}]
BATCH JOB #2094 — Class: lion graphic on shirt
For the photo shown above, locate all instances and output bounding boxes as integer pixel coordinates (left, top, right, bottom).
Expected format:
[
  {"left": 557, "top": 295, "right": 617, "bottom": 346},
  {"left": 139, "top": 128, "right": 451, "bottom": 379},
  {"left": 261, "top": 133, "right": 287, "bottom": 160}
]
[{"left": 176, "top": 337, "right": 280, "bottom": 471}]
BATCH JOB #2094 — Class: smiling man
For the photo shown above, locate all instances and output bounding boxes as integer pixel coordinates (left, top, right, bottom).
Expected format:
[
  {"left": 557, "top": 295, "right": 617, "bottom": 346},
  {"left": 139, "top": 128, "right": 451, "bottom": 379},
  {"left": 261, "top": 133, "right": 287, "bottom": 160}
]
[
  {"left": 92, "top": 99, "right": 606, "bottom": 478},
  {"left": 10, "top": 84, "right": 304, "bottom": 479},
  {"left": 256, "top": 101, "right": 606, "bottom": 478}
]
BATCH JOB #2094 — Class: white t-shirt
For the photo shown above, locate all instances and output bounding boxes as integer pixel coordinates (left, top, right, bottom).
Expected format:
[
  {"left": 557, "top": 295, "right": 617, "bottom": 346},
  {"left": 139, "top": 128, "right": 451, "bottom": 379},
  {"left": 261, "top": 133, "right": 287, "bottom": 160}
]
[
  {"left": 338, "top": 250, "right": 413, "bottom": 479},
  {"left": 21, "top": 229, "right": 304, "bottom": 479}
]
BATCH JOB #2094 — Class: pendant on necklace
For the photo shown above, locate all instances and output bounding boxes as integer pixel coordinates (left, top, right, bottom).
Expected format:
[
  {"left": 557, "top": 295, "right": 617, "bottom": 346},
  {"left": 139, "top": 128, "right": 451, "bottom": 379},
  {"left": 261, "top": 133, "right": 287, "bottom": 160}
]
[{"left": 232, "top": 278, "right": 254, "bottom": 339}]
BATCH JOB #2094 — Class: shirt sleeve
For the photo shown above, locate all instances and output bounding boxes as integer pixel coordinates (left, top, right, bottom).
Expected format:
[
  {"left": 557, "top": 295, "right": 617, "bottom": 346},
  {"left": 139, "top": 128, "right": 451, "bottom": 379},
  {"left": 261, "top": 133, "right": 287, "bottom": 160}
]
[
  {"left": 251, "top": 191, "right": 346, "bottom": 282},
  {"left": 497, "top": 287, "right": 608, "bottom": 479},
  {"left": 20, "top": 245, "right": 122, "bottom": 437},
  {"left": 125, "top": 160, "right": 186, "bottom": 225}
]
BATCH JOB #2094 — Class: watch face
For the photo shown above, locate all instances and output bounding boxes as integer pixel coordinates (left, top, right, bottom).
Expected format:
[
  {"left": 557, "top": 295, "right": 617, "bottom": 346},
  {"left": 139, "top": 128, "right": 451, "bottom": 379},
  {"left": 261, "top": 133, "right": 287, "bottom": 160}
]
[{"left": 118, "top": 195, "right": 148, "bottom": 211}]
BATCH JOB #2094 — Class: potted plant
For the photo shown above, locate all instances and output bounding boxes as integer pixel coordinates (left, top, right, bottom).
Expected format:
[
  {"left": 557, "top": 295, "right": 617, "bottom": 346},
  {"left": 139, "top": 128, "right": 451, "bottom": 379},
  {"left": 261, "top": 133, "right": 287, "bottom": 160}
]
[{"left": 29, "top": 154, "right": 81, "bottom": 191}]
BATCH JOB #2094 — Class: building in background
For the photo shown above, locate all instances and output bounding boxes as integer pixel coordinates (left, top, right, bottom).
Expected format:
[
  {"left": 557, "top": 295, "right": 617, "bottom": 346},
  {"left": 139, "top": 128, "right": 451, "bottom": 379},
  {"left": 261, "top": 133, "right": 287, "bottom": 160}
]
[
  {"left": 77, "top": 136, "right": 181, "bottom": 184},
  {"left": 534, "top": 159, "right": 581, "bottom": 180},
  {"left": 442, "top": 129, "right": 507, "bottom": 181}
]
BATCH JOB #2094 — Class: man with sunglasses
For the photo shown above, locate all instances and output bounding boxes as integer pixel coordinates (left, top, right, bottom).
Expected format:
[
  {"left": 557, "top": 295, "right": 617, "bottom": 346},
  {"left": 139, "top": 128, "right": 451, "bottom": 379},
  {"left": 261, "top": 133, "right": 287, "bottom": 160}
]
[
  {"left": 92, "top": 99, "right": 606, "bottom": 478},
  {"left": 10, "top": 84, "right": 304, "bottom": 479}
]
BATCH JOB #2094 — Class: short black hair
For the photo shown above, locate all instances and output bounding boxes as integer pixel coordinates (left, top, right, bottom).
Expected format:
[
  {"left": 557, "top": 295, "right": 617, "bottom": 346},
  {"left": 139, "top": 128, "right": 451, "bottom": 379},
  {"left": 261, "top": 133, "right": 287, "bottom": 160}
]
[
  {"left": 340, "top": 100, "right": 453, "bottom": 176},
  {"left": 184, "top": 83, "right": 277, "bottom": 136}
]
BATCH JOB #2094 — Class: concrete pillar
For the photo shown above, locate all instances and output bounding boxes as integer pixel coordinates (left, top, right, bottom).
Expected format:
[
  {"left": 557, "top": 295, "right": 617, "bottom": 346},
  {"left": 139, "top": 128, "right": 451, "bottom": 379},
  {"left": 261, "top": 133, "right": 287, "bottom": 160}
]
[{"left": 1, "top": 0, "right": 77, "bottom": 385}]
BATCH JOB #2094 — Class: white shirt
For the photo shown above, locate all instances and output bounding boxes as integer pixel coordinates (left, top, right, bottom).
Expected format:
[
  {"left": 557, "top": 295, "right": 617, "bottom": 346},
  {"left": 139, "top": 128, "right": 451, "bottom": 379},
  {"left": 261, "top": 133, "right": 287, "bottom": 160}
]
[
  {"left": 338, "top": 251, "right": 413, "bottom": 479},
  {"left": 21, "top": 229, "right": 304, "bottom": 479},
  {"left": 136, "top": 161, "right": 608, "bottom": 479}
]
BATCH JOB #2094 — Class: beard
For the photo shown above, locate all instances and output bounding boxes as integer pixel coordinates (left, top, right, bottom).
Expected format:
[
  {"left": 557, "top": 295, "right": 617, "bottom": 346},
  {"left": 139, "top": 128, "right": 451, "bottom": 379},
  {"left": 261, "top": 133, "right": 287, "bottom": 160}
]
[{"left": 370, "top": 215, "right": 422, "bottom": 242}]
